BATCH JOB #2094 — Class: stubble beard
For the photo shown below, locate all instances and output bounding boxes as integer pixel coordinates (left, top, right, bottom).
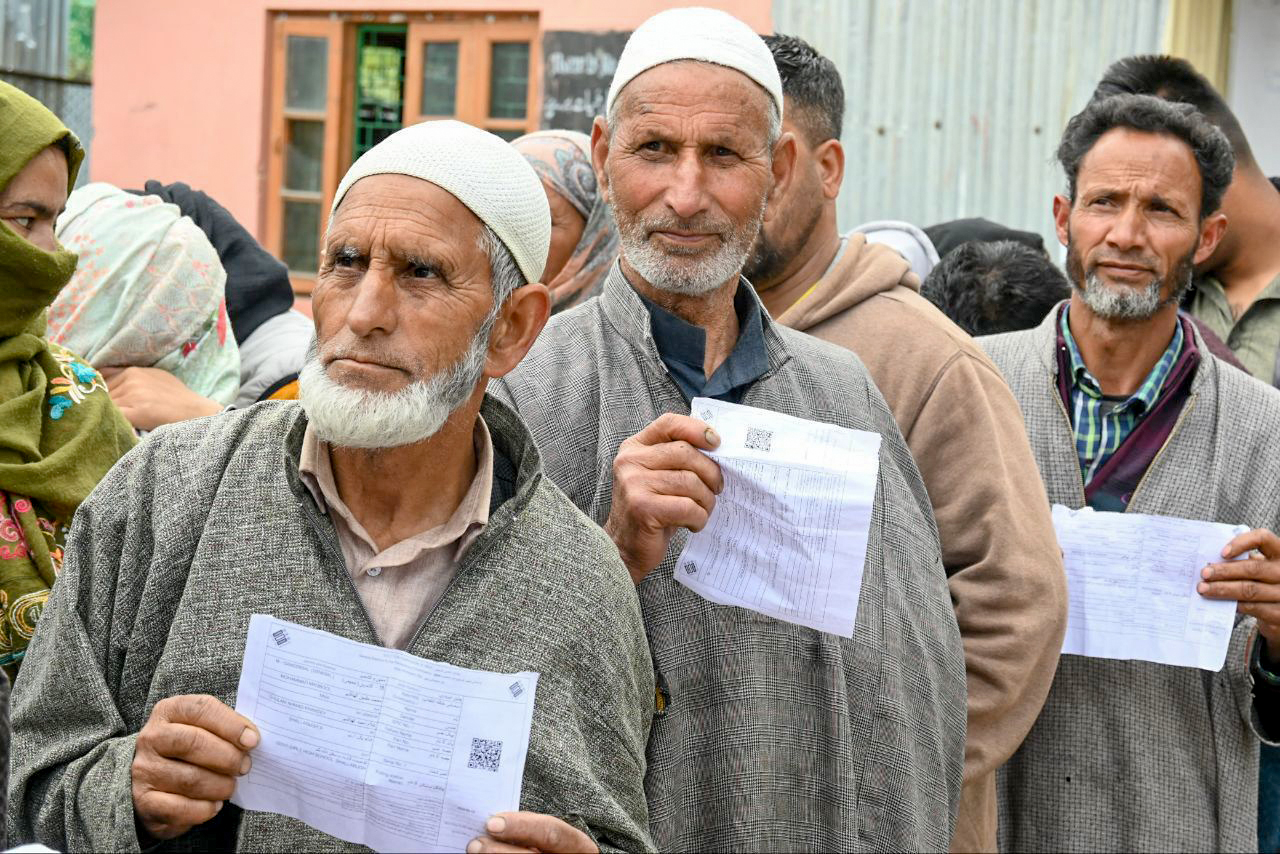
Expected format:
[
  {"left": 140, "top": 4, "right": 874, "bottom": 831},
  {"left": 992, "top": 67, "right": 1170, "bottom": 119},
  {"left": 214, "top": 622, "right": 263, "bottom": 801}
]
[
  {"left": 743, "top": 186, "right": 823, "bottom": 290},
  {"left": 1066, "top": 235, "right": 1196, "bottom": 322},
  {"left": 613, "top": 187, "right": 768, "bottom": 297}
]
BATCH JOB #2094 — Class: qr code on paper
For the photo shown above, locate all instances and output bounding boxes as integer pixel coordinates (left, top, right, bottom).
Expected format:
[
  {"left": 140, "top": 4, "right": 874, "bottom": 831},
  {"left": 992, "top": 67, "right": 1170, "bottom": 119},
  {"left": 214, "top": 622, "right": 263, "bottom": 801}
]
[
  {"left": 468, "top": 737, "right": 503, "bottom": 772},
  {"left": 272, "top": 629, "right": 290, "bottom": 647},
  {"left": 683, "top": 561, "right": 698, "bottom": 575},
  {"left": 745, "top": 427, "right": 773, "bottom": 452}
]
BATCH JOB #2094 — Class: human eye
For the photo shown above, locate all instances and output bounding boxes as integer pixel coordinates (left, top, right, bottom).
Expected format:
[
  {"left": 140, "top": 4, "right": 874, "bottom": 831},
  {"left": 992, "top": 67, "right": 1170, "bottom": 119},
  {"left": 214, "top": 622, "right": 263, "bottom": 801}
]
[
  {"left": 320, "top": 245, "right": 362, "bottom": 275},
  {"left": 13, "top": 216, "right": 33, "bottom": 229},
  {"left": 405, "top": 258, "right": 445, "bottom": 280}
]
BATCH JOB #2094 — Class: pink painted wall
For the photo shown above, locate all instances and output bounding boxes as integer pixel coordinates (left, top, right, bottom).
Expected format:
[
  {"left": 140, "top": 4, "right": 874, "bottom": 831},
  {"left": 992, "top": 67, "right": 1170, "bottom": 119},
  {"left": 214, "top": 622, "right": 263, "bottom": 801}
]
[{"left": 92, "top": 1, "right": 772, "bottom": 241}]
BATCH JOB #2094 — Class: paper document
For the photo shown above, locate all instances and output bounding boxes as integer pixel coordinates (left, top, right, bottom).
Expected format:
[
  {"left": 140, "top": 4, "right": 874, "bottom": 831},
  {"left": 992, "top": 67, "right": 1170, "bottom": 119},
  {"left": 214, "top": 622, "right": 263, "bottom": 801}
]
[
  {"left": 675, "top": 397, "right": 882, "bottom": 637},
  {"left": 1052, "top": 505, "right": 1245, "bottom": 671},
  {"left": 231, "top": 615, "right": 538, "bottom": 853}
]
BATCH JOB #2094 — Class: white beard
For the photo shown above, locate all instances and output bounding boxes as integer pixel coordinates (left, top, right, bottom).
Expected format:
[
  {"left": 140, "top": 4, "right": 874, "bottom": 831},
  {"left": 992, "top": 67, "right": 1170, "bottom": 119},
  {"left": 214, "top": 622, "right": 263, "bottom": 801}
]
[
  {"left": 298, "top": 322, "right": 490, "bottom": 450},
  {"left": 614, "top": 197, "right": 767, "bottom": 297}
]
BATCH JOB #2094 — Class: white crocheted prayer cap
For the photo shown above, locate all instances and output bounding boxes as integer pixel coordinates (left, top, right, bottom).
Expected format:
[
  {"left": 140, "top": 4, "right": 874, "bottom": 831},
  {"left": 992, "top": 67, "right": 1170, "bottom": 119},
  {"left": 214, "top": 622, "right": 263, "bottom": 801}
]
[
  {"left": 605, "top": 7, "right": 783, "bottom": 117},
  {"left": 331, "top": 120, "right": 550, "bottom": 283}
]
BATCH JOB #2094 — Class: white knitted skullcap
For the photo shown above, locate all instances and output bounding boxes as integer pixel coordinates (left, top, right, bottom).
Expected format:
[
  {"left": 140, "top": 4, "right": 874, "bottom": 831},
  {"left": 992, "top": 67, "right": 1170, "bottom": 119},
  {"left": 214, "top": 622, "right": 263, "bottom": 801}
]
[
  {"left": 606, "top": 7, "right": 782, "bottom": 118},
  {"left": 331, "top": 120, "right": 550, "bottom": 283}
]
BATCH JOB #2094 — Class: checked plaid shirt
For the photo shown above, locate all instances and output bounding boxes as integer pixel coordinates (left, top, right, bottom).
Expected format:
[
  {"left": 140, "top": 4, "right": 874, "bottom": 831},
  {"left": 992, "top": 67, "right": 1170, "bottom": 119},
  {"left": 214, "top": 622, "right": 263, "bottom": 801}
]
[{"left": 1060, "top": 305, "right": 1183, "bottom": 485}]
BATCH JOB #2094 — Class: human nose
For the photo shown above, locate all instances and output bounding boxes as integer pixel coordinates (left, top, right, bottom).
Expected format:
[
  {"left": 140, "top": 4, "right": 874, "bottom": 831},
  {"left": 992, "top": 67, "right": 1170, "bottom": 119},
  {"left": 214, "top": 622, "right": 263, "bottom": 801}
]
[
  {"left": 1103, "top": 203, "right": 1145, "bottom": 253},
  {"left": 344, "top": 264, "right": 398, "bottom": 338},
  {"left": 33, "top": 222, "right": 60, "bottom": 254},
  {"left": 664, "top": 149, "right": 709, "bottom": 220}
]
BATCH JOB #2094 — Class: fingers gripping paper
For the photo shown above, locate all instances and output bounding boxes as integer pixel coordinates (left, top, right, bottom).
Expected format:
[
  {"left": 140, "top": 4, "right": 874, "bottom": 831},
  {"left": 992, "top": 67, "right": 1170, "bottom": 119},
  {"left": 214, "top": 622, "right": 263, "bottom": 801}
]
[
  {"left": 1052, "top": 505, "right": 1246, "bottom": 671},
  {"left": 230, "top": 615, "right": 538, "bottom": 853},
  {"left": 675, "top": 398, "right": 882, "bottom": 637}
]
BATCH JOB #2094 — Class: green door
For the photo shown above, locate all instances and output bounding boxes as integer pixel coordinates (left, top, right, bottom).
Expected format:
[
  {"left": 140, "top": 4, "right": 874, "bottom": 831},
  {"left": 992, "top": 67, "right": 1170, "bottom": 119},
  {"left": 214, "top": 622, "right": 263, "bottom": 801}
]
[{"left": 353, "top": 24, "right": 407, "bottom": 161}]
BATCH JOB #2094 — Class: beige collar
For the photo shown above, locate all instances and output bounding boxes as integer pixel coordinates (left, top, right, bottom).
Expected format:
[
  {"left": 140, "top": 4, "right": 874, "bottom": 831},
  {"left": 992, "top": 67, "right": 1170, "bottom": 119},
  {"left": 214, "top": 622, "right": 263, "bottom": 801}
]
[{"left": 298, "top": 416, "right": 494, "bottom": 565}]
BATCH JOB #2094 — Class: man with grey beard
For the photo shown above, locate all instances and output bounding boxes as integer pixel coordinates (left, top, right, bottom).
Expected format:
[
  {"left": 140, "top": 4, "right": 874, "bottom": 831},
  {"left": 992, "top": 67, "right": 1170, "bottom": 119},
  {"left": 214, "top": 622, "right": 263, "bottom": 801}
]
[
  {"left": 7, "top": 121, "right": 656, "bottom": 853},
  {"left": 484, "top": 7, "right": 966, "bottom": 853},
  {"left": 981, "top": 94, "right": 1280, "bottom": 851}
]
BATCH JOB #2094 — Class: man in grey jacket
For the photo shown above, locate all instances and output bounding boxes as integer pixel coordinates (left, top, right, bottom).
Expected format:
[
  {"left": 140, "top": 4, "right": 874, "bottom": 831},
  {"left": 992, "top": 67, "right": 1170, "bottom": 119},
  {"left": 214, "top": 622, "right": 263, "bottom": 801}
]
[
  {"left": 983, "top": 94, "right": 1280, "bottom": 851},
  {"left": 482, "top": 7, "right": 967, "bottom": 853},
  {"left": 8, "top": 121, "right": 655, "bottom": 853}
]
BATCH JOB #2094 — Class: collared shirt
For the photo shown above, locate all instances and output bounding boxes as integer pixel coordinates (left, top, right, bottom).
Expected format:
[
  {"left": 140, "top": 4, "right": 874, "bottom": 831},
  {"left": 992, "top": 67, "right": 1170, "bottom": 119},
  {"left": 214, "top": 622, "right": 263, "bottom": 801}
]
[
  {"left": 1187, "top": 271, "right": 1280, "bottom": 386},
  {"left": 636, "top": 279, "right": 770, "bottom": 403},
  {"left": 298, "top": 417, "right": 494, "bottom": 649},
  {"left": 1060, "top": 305, "right": 1183, "bottom": 485}
]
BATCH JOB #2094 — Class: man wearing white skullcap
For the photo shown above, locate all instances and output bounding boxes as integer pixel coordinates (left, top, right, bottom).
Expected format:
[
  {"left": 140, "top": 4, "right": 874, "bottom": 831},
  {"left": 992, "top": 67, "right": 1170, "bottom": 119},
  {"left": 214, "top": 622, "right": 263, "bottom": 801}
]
[
  {"left": 8, "top": 121, "right": 656, "bottom": 854},
  {"left": 487, "top": 7, "right": 967, "bottom": 854}
]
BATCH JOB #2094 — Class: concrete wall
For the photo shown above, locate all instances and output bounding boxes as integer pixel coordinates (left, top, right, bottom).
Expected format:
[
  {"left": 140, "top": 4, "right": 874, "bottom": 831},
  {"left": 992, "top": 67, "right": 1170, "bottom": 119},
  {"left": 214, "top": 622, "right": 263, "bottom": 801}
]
[
  {"left": 1228, "top": 0, "right": 1280, "bottom": 176},
  {"left": 91, "top": 0, "right": 771, "bottom": 240}
]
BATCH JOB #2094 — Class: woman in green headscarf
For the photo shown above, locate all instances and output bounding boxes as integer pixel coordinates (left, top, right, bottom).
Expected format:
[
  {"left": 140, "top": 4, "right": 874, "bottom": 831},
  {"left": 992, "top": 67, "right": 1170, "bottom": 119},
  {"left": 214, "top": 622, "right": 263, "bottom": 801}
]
[{"left": 0, "top": 81, "right": 135, "bottom": 678}]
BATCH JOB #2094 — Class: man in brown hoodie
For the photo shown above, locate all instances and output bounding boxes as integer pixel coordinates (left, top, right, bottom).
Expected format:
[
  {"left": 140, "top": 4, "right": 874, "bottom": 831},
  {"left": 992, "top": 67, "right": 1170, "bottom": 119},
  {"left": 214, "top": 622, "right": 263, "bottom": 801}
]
[{"left": 746, "top": 35, "right": 1068, "bottom": 853}]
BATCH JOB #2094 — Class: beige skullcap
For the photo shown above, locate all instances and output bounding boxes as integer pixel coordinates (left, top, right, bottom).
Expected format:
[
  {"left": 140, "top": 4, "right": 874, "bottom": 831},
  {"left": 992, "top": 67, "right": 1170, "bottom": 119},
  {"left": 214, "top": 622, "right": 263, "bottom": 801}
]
[
  {"left": 331, "top": 120, "right": 551, "bottom": 283},
  {"left": 605, "top": 6, "right": 783, "bottom": 118}
]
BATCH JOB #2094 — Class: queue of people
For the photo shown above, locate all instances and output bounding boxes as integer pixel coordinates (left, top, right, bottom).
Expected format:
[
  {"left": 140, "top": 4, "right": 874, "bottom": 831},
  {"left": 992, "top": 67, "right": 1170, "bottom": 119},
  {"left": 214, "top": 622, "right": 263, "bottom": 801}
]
[{"left": 0, "top": 5, "right": 1278, "bottom": 853}]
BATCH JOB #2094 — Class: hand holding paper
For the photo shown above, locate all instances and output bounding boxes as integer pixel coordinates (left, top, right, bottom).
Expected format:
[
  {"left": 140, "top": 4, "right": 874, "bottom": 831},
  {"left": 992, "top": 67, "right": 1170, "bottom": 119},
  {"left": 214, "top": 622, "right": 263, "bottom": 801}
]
[
  {"left": 674, "top": 398, "right": 881, "bottom": 637},
  {"left": 1198, "top": 527, "right": 1280, "bottom": 651},
  {"left": 230, "top": 615, "right": 538, "bottom": 853},
  {"left": 1052, "top": 505, "right": 1246, "bottom": 671},
  {"left": 605, "top": 412, "right": 724, "bottom": 583},
  {"left": 132, "top": 694, "right": 260, "bottom": 841}
]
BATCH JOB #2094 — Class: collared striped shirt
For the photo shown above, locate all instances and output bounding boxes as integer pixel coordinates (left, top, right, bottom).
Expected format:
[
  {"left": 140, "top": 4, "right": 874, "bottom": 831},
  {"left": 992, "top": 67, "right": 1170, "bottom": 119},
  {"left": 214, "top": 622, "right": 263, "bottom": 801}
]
[{"left": 1060, "top": 306, "right": 1183, "bottom": 484}]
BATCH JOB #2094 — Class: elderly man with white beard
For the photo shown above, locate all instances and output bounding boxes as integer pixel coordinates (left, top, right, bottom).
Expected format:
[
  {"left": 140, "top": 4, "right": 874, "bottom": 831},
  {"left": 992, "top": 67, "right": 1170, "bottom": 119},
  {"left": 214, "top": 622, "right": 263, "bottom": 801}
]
[
  {"left": 483, "top": 7, "right": 966, "bottom": 853},
  {"left": 7, "top": 121, "right": 656, "bottom": 853}
]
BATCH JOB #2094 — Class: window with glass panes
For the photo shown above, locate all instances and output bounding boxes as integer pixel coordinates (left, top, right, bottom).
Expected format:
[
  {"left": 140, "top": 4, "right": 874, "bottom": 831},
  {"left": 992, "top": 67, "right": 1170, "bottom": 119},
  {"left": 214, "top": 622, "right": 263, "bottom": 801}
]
[{"left": 266, "top": 13, "right": 539, "bottom": 293}]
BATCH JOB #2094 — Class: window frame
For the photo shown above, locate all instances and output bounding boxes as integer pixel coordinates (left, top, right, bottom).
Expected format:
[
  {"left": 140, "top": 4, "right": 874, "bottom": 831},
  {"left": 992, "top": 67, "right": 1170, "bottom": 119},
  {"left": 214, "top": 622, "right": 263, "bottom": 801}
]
[
  {"left": 401, "top": 16, "right": 540, "bottom": 137},
  {"left": 265, "top": 12, "right": 540, "bottom": 295},
  {"left": 266, "top": 15, "right": 347, "bottom": 294}
]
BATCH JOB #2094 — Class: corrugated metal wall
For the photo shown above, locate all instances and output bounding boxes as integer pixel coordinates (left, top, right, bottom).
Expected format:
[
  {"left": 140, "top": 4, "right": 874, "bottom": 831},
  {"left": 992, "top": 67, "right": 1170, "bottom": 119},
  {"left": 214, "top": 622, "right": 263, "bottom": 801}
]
[
  {"left": 0, "top": 0, "right": 92, "bottom": 185},
  {"left": 772, "top": 0, "right": 1169, "bottom": 251}
]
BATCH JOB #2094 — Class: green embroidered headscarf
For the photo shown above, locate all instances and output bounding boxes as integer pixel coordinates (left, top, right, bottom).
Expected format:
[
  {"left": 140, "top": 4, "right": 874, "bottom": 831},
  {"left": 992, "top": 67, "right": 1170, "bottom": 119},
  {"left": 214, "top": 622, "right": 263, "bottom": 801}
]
[{"left": 0, "top": 81, "right": 136, "bottom": 677}]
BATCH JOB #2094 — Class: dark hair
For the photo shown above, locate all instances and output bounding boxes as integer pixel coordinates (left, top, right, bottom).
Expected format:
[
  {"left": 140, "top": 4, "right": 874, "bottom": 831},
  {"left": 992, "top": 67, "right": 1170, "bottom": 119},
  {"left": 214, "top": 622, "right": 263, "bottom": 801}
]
[
  {"left": 763, "top": 33, "right": 844, "bottom": 146},
  {"left": 1092, "top": 55, "right": 1254, "bottom": 168},
  {"left": 1057, "top": 93, "right": 1235, "bottom": 219},
  {"left": 920, "top": 240, "right": 1071, "bottom": 337}
]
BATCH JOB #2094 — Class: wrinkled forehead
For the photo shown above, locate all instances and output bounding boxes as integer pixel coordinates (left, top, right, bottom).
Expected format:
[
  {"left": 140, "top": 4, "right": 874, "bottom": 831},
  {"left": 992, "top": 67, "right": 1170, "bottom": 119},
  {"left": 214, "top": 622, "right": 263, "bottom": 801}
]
[
  {"left": 1076, "top": 128, "right": 1201, "bottom": 201},
  {"left": 612, "top": 61, "right": 775, "bottom": 140}
]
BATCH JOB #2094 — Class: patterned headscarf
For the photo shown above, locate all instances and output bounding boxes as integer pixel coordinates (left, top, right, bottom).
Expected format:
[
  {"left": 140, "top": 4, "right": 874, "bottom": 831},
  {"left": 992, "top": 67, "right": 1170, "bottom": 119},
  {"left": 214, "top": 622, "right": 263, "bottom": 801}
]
[
  {"left": 513, "top": 131, "right": 620, "bottom": 313},
  {"left": 49, "top": 182, "right": 240, "bottom": 405}
]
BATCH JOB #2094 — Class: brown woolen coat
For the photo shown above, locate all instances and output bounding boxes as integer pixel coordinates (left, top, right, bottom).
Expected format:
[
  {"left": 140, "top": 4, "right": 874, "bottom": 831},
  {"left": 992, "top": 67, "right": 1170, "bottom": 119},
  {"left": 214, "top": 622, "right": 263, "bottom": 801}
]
[{"left": 774, "top": 235, "right": 1068, "bottom": 852}]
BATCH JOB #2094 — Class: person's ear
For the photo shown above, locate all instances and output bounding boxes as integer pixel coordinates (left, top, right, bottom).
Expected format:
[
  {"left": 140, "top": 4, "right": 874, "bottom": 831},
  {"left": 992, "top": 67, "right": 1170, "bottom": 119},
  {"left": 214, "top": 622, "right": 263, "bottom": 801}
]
[
  {"left": 591, "top": 116, "right": 611, "bottom": 205},
  {"left": 484, "top": 283, "right": 551, "bottom": 379},
  {"left": 1194, "top": 211, "right": 1228, "bottom": 265},
  {"left": 1052, "top": 195, "right": 1072, "bottom": 248},
  {"left": 764, "top": 131, "right": 798, "bottom": 224},
  {"left": 814, "top": 138, "right": 844, "bottom": 200}
]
